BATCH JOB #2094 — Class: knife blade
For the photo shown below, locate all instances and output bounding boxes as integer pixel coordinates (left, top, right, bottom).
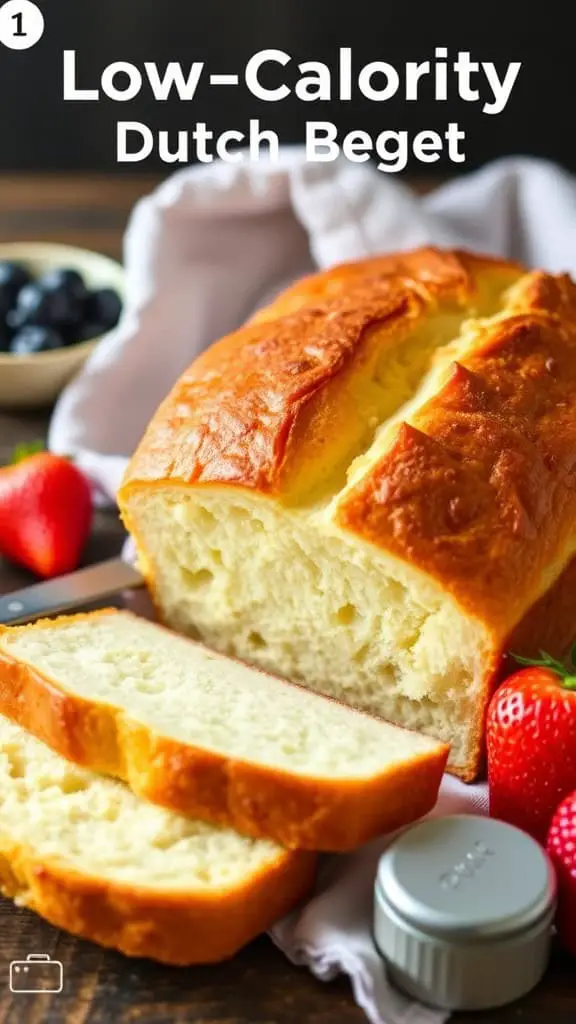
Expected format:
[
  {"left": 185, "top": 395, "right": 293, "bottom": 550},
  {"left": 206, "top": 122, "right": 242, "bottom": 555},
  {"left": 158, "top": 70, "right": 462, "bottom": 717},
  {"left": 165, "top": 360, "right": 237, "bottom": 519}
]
[{"left": 0, "top": 558, "right": 145, "bottom": 625}]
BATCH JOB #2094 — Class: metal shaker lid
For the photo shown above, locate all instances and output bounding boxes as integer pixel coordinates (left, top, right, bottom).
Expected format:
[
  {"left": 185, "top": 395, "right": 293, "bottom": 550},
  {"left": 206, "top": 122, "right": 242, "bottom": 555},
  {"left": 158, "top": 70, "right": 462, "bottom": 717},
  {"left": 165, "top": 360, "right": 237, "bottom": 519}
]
[
  {"left": 376, "top": 814, "right": 555, "bottom": 940},
  {"left": 374, "top": 814, "right": 557, "bottom": 1011}
]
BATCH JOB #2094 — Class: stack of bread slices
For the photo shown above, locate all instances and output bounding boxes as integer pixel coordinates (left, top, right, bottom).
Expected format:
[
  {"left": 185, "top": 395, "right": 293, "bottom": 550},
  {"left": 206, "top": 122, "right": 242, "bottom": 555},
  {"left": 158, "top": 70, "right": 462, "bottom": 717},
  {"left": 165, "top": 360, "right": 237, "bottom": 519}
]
[{"left": 0, "top": 608, "right": 448, "bottom": 964}]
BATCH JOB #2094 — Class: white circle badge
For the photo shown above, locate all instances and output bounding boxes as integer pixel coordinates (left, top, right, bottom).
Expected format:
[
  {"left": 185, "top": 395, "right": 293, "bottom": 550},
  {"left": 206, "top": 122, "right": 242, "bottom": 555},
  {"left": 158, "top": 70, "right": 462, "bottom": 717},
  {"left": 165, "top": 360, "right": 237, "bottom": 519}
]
[{"left": 0, "top": 0, "right": 45, "bottom": 50}]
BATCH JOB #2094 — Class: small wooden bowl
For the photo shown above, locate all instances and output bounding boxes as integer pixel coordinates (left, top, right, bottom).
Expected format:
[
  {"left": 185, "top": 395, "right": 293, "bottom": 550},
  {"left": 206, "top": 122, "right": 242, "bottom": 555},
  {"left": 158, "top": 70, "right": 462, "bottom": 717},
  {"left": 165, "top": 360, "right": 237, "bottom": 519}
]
[{"left": 0, "top": 242, "right": 125, "bottom": 410}]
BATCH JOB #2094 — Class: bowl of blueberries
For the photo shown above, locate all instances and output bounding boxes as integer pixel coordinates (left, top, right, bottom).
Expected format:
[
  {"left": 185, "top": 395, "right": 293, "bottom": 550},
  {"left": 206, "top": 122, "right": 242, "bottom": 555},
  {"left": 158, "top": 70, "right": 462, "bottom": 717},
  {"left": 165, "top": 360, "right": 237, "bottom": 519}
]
[{"left": 0, "top": 242, "right": 125, "bottom": 409}]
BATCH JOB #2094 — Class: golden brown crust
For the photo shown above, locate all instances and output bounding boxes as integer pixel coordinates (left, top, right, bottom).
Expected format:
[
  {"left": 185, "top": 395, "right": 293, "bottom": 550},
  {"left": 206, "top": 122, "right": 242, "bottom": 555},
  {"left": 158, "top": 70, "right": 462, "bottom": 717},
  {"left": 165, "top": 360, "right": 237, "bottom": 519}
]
[
  {"left": 120, "top": 248, "right": 521, "bottom": 502},
  {"left": 338, "top": 305, "right": 576, "bottom": 635},
  {"left": 505, "top": 552, "right": 576, "bottom": 661},
  {"left": 250, "top": 247, "right": 521, "bottom": 323},
  {"left": 121, "top": 277, "right": 416, "bottom": 495},
  {"left": 0, "top": 610, "right": 449, "bottom": 851},
  {"left": 0, "top": 834, "right": 315, "bottom": 965}
]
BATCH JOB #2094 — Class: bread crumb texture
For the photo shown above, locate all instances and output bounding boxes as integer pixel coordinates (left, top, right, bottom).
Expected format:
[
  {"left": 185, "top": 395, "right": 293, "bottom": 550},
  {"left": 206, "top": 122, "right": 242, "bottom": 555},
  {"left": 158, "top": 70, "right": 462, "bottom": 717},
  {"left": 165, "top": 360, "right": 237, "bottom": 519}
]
[
  {"left": 0, "top": 714, "right": 282, "bottom": 889},
  {"left": 2, "top": 611, "right": 439, "bottom": 778}
]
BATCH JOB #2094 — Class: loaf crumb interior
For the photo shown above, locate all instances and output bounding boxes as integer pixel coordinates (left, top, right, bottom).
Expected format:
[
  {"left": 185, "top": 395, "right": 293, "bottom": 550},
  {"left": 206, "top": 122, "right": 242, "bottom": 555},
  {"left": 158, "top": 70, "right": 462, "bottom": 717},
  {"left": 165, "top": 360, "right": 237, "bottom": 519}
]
[{"left": 130, "top": 488, "right": 489, "bottom": 770}]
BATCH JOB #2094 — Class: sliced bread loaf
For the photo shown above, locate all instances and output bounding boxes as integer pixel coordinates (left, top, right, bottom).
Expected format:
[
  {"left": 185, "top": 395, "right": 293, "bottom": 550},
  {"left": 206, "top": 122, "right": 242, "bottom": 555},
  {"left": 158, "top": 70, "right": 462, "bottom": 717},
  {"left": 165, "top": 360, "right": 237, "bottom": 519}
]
[
  {"left": 0, "top": 608, "right": 448, "bottom": 850},
  {"left": 118, "top": 249, "right": 576, "bottom": 782},
  {"left": 0, "top": 713, "right": 315, "bottom": 964}
]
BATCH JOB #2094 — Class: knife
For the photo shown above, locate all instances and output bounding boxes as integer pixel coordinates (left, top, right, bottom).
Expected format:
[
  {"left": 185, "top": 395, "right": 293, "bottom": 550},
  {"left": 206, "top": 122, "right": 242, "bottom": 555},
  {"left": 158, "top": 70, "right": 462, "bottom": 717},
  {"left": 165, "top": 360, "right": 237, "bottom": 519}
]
[{"left": 0, "top": 558, "right": 145, "bottom": 625}]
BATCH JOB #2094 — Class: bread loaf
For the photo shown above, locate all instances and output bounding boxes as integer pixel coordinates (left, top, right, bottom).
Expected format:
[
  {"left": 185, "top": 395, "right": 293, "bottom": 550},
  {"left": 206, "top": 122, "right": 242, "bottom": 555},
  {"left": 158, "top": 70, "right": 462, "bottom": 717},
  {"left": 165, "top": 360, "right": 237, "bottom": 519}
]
[
  {"left": 0, "top": 713, "right": 315, "bottom": 964},
  {"left": 119, "top": 247, "right": 576, "bottom": 781},
  {"left": 0, "top": 608, "right": 447, "bottom": 850}
]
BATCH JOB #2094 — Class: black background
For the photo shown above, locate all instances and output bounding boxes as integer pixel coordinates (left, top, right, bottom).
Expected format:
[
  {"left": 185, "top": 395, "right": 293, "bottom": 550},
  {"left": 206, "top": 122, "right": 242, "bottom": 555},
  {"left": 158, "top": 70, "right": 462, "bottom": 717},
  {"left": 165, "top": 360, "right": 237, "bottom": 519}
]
[{"left": 0, "top": 0, "right": 571, "bottom": 174}]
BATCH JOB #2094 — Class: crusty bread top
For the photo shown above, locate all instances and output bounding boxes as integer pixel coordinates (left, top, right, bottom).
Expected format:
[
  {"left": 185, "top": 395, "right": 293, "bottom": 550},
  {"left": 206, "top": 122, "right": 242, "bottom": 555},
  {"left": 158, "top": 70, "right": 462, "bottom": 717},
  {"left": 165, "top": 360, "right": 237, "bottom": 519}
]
[
  {"left": 121, "top": 249, "right": 518, "bottom": 498},
  {"left": 340, "top": 273, "right": 576, "bottom": 631},
  {"left": 249, "top": 247, "right": 522, "bottom": 324},
  {"left": 120, "top": 248, "right": 576, "bottom": 635}
]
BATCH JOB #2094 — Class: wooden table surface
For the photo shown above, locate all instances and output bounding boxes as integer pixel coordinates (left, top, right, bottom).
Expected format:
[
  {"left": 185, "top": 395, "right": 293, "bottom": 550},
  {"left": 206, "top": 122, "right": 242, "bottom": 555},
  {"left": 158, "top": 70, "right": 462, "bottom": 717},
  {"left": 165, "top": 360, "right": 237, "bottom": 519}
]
[{"left": 0, "top": 175, "right": 574, "bottom": 1022}]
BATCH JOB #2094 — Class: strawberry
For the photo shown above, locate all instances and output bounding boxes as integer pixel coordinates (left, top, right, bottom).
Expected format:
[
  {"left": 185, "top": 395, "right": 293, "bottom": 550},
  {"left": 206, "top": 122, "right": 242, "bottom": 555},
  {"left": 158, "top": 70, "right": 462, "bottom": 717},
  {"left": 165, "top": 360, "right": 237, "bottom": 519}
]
[
  {"left": 546, "top": 790, "right": 576, "bottom": 957},
  {"left": 487, "top": 648, "right": 576, "bottom": 844},
  {"left": 0, "top": 442, "right": 92, "bottom": 579}
]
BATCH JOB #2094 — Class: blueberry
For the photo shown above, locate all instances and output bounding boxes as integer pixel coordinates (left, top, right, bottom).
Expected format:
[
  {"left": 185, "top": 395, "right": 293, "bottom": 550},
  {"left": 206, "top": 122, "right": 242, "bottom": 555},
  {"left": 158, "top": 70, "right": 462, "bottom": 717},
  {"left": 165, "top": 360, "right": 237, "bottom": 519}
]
[
  {"left": 74, "top": 321, "right": 103, "bottom": 344},
  {"left": 39, "top": 267, "right": 88, "bottom": 304},
  {"left": 6, "top": 283, "right": 49, "bottom": 329},
  {"left": 85, "top": 288, "right": 122, "bottom": 331},
  {"left": 0, "top": 325, "right": 11, "bottom": 353},
  {"left": 0, "top": 291, "right": 10, "bottom": 321},
  {"left": 0, "top": 261, "right": 31, "bottom": 305},
  {"left": 7, "top": 280, "right": 83, "bottom": 331},
  {"left": 10, "top": 325, "right": 64, "bottom": 355},
  {"left": 42, "top": 276, "right": 85, "bottom": 328}
]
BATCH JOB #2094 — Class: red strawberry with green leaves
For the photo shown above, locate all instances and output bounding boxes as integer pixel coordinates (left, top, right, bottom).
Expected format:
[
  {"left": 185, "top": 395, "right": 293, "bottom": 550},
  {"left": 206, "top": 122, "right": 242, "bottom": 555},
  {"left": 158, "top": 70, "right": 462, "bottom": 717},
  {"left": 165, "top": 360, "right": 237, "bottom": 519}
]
[
  {"left": 0, "top": 442, "right": 92, "bottom": 578},
  {"left": 487, "top": 648, "right": 576, "bottom": 843},
  {"left": 546, "top": 790, "right": 576, "bottom": 957}
]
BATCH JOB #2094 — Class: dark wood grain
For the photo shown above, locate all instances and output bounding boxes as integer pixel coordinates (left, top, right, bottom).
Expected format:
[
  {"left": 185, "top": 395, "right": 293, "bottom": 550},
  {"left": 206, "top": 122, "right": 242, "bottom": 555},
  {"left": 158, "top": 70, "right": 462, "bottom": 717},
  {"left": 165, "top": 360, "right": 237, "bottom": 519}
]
[
  {"left": 0, "top": 175, "right": 574, "bottom": 1023},
  {"left": 0, "top": 175, "right": 162, "bottom": 260}
]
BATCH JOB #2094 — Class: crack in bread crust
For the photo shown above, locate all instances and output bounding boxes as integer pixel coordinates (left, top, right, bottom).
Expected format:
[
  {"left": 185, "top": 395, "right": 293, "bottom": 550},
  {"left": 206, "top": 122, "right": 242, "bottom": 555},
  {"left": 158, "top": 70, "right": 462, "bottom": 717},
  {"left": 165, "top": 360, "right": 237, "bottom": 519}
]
[
  {"left": 123, "top": 249, "right": 521, "bottom": 503},
  {"left": 338, "top": 309, "right": 576, "bottom": 633}
]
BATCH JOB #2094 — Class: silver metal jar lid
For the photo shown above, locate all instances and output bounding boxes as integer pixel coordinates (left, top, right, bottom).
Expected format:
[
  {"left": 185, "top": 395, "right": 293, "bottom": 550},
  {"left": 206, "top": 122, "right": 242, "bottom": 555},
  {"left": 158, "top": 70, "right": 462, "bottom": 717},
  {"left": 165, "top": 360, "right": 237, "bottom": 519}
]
[{"left": 374, "top": 814, "right": 556, "bottom": 1011}]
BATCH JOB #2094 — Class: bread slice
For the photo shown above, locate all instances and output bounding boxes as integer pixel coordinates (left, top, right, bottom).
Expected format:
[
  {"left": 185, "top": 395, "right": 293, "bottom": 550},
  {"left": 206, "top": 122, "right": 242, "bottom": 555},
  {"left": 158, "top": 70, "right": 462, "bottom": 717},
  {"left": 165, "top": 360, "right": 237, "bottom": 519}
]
[
  {"left": 0, "top": 713, "right": 315, "bottom": 964},
  {"left": 0, "top": 609, "right": 448, "bottom": 851}
]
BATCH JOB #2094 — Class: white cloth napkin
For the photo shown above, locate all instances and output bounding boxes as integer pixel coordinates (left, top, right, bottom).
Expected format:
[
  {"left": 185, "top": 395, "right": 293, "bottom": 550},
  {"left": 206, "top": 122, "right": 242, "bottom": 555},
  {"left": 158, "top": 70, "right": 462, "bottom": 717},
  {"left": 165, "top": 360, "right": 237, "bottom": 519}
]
[{"left": 48, "top": 149, "right": 576, "bottom": 1023}]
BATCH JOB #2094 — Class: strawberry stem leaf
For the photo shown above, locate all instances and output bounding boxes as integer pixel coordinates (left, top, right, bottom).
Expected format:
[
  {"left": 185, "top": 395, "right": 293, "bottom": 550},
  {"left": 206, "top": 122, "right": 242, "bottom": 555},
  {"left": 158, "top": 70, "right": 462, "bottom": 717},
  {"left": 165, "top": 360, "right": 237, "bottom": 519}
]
[
  {"left": 10, "top": 440, "right": 45, "bottom": 465},
  {"left": 511, "top": 649, "right": 576, "bottom": 688}
]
